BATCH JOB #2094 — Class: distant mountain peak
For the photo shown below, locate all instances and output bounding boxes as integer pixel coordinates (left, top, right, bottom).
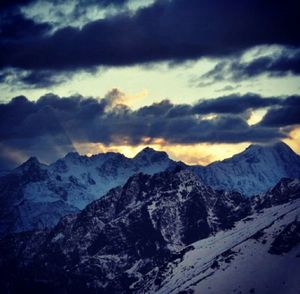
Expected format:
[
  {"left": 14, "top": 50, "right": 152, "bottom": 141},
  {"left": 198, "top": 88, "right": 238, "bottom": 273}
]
[
  {"left": 246, "top": 141, "right": 290, "bottom": 151},
  {"left": 26, "top": 156, "right": 40, "bottom": 163},
  {"left": 136, "top": 146, "right": 158, "bottom": 155},
  {"left": 192, "top": 140, "right": 300, "bottom": 196},
  {"left": 134, "top": 147, "right": 168, "bottom": 161},
  {"left": 236, "top": 141, "right": 295, "bottom": 158},
  {"left": 13, "top": 156, "right": 48, "bottom": 182},
  {"left": 64, "top": 151, "right": 81, "bottom": 160},
  {"left": 17, "top": 156, "right": 42, "bottom": 169},
  {"left": 142, "top": 146, "right": 154, "bottom": 152}
]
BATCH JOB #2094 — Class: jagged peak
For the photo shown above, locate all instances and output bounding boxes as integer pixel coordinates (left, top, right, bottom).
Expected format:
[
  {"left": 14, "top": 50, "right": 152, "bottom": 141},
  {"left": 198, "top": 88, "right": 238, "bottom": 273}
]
[
  {"left": 90, "top": 151, "right": 123, "bottom": 158},
  {"left": 233, "top": 141, "right": 296, "bottom": 159},
  {"left": 18, "top": 156, "right": 41, "bottom": 168},
  {"left": 134, "top": 147, "right": 168, "bottom": 160},
  {"left": 131, "top": 166, "right": 201, "bottom": 188},
  {"left": 64, "top": 151, "right": 81, "bottom": 160},
  {"left": 135, "top": 146, "right": 157, "bottom": 155},
  {"left": 26, "top": 156, "right": 40, "bottom": 163},
  {"left": 14, "top": 156, "right": 48, "bottom": 174}
]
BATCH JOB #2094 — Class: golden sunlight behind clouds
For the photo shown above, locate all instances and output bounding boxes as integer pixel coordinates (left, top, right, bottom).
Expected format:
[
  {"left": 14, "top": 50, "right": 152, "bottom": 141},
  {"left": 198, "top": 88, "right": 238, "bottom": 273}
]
[
  {"left": 74, "top": 141, "right": 251, "bottom": 166},
  {"left": 104, "top": 88, "right": 149, "bottom": 108},
  {"left": 283, "top": 127, "right": 300, "bottom": 154},
  {"left": 247, "top": 109, "right": 267, "bottom": 126}
]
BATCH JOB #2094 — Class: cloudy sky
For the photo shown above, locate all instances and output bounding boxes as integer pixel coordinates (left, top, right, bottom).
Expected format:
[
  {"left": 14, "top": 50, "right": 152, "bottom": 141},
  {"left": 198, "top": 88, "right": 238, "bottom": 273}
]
[{"left": 0, "top": 0, "right": 300, "bottom": 169}]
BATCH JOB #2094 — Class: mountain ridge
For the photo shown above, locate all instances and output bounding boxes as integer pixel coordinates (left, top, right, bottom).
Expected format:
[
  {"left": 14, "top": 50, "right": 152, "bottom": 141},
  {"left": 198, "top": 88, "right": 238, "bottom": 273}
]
[{"left": 0, "top": 141, "right": 300, "bottom": 237}]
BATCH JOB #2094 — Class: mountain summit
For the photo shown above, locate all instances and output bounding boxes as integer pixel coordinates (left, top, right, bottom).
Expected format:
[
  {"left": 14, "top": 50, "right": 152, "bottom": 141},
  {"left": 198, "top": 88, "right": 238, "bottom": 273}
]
[{"left": 192, "top": 141, "right": 300, "bottom": 196}]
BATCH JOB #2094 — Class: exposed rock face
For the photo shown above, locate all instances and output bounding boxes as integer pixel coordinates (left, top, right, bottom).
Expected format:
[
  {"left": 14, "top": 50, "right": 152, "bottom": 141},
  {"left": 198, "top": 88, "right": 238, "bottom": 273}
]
[
  {"left": 0, "top": 169, "right": 299, "bottom": 293},
  {"left": 253, "top": 178, "right": 300, "bottom": 210},
  {"left": 269, "top": 218, "right": 300, "bottom": 255}
]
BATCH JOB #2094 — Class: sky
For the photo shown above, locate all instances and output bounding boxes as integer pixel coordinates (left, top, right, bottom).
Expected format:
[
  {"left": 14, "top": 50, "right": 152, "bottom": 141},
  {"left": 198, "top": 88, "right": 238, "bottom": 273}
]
[{"left": 0, "top": 0, "right": 300, "bottom": 169}]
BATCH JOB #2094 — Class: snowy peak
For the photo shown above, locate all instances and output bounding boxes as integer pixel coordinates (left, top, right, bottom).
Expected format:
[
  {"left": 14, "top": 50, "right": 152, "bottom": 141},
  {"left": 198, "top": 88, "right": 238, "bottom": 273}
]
[
  {"left": 193, "top": 141, "right": 300, "bottom": 196},
  {"left": 133, "top": 147, "right": 169, "bottom": 164},
  {"left": 63, "top": 151, "right": 81, "bottom": 161},
  {"left": 17, "top": 156, "right": 42, "bottom": 170},
  {"left": 135, "top": 146, "right": 159, "bottom": 156},
  {"left": 227, "top": 141, "right": 296, "bottom": 162},
  {"left": 13, "top": 156, "right": 48, "bottom": 182}
]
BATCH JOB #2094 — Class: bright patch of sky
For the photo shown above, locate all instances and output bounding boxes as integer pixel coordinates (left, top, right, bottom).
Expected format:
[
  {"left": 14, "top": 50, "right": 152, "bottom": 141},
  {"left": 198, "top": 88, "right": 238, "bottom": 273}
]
[{"left": 2, "top": 46, "right": 300, "bottom": 108}]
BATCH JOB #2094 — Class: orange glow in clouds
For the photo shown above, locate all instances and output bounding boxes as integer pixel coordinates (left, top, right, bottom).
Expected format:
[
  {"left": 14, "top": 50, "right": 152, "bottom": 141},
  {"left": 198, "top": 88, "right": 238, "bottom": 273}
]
[{"left": 283, "top": 127, "right": 300, "bottom": 154}]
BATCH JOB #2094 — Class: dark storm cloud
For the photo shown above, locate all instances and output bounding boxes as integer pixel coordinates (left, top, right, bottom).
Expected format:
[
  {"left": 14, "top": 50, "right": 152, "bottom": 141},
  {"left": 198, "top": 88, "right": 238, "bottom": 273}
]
[
  {"left": 2, "top": 93, "right": 297, "bottom": 168},
  {"left": 192, "top": 94, "right": 281, "bottom": 115},
  {"left": 20, "top": 71, "right": 65, "bottom": 88},
  {"left": 0, "top": 0, "right": 299, "bottom": 72},
  {"left": 2, "top": 92, "right": 300, "bottom": 168},
  {"left": 260, "top": 95, "right": 300, "bottom": 127},
  {"left": 0, "top": 4, "right": 51, "bottom": 40},
  {"left": 131, "top": 94, "right": 285, "bottom": 119},
  {"left": 200, "top": 50, "right": 300, "bottom": 83},
  {"left": 0, "top": 93, "right": 294, "bottom": 146},
  {"left": 0, "top": 0, "right": 34, "bottom": 9},
  {"left": 137, "top": 100, "right": 174, "bottom": 117},
  {"left": 164, "top": 94, "right": 283, "bottom": 118},
  {"left": 0, "top": 69, "right": 73, "bottom": 88}
]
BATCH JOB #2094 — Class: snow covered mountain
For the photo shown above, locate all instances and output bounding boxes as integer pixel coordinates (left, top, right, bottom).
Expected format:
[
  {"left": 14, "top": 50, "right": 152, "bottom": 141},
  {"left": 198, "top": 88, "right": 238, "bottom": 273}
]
[
  {"left": 0, "top": 170, "right": 299, "bottom": 293},
  {"left": 0, "top": 141, "right": 299, "bottom": 237},
  {"left": 192, "top": 141, "right": 300, "bottom": 196},
  {"left": 0, "top": 148, "right": 177, "bottom": 237}
]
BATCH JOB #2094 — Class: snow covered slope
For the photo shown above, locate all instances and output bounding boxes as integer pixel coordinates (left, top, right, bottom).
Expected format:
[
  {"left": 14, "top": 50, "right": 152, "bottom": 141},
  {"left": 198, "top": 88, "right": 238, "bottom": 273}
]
[
  {"left": 0, "top": 170, "right": 299, "bottom": 293},
  {"left": 155, "top": 198, "right": 300, "bottom": 294},
  {"left": 192, "top": 141, "right": 300, "bottom": 196}
]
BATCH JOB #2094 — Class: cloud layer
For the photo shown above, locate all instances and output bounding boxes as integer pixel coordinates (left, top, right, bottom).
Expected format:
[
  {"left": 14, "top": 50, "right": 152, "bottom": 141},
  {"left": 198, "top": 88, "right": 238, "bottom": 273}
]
[
  {"left": 1, "top": 92, "right": 299, "bottom": 169},
  {"left": 200, "top": 49, "right": 300, "bottom": 83},
  {"left": 0, "top": 0, "right": 299, "bottom": 72}
]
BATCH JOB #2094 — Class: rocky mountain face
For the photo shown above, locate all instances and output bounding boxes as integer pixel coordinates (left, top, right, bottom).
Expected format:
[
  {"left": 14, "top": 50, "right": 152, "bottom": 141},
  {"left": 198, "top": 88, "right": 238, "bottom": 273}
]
[
  {"left": 192, "top": 141, "right": 300, "bottom": 196},
  {"left": 0, "top": 141, "right": 299, "bottom": 237},
  {"left": 0, "top": 170, "right": 299, "bottom": 293},
  {"left": 0, "top": 147, "right": 177, "bottom": 237}
]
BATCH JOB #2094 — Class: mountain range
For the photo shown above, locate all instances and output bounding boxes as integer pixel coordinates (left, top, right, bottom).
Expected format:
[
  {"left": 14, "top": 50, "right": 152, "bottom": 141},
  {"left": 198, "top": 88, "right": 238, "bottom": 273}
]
[
  {"left": 0, "top": 141, "right": 300, "bottom": 237},
  {"left": 0, "top": 168, "right": 299, "bottom": 293}
]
